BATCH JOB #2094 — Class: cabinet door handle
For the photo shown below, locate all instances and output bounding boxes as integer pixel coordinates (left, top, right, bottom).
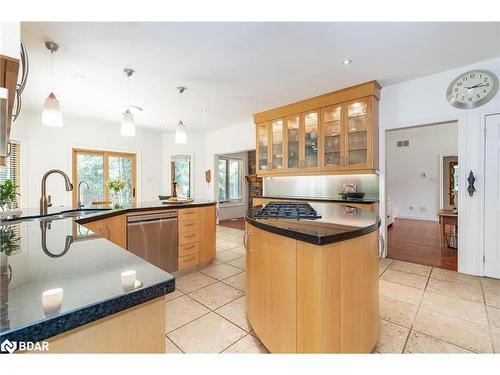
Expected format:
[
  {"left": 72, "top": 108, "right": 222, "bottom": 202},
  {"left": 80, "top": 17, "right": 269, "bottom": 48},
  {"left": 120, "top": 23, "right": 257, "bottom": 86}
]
[
  {"left": 106, "top": 224, "right": 111, "bottom": 240},
  {"left": 377, "top": 234, "right": 385, "bottom": 259},
  {"left": 243, "top": 231, "right": 252, "bottom": 252}
]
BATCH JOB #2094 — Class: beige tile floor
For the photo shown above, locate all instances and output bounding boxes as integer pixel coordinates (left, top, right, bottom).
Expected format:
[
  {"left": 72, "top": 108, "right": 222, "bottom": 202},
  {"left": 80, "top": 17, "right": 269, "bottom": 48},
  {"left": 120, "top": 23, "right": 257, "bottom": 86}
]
[{"left": 165, "top": 225, "right": 500, "bottom": 354}]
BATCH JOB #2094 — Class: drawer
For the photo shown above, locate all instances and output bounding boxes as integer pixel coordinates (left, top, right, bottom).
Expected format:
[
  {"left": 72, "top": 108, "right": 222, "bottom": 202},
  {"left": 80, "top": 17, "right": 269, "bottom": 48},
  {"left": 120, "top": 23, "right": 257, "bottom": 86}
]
[
  {"left": 179, "top": 208, "right": 200, "bottom": 223},
  {"left": 178, "top": 242, "right": 200, "bottom": 257},
  {"left": 179, "top": 219, "right": 199, "bottom": 233},
  {"left": 179, "top": 230, "right": 200, "bottom": 245},
  {"left": 178, "top": 254, "right": 198, "bottom": 271}
]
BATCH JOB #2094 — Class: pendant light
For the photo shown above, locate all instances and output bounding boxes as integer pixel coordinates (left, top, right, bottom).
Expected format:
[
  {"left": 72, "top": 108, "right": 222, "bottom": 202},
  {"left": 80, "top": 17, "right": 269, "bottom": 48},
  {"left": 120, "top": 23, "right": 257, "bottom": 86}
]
[
  {"left": 175, "top": 86, "right": 187, "bottom": 144},
  {"left": 42, "top": 41, "right": 63, "bottom": 127},
  {"left": 121, "top": 68, "right": 136, "bottom": 137}
]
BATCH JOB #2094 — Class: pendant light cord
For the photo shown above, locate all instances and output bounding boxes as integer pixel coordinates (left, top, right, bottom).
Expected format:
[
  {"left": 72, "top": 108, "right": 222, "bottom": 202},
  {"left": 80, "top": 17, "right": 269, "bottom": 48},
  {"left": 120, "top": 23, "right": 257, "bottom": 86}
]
[{"left": 50, "top": 51, "right": 54, "bottom": 92}]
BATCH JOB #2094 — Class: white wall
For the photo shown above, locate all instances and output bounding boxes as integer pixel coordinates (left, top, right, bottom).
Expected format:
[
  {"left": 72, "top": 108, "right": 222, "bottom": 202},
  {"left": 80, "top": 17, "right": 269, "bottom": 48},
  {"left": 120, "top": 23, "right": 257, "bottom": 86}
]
[
  {"left": 162, "top": 132, "right": 208, "bottom": 199},
  {"left": 386, "top": 122, "right": 458, "bottom": 221},
  {"left": 0, "top": 22, "right": 20, "bottom": 59},
  {"left": 11, "top": 110, "right": 163, "bottom": 208},
  {"left": 379, "top": 57, "right": 500, "bottom": 276}
]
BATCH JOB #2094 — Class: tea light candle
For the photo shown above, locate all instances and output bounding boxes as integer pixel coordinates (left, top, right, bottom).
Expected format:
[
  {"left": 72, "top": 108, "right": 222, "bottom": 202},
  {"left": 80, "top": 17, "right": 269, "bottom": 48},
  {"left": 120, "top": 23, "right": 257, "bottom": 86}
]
[
  {"left": 42, "top": 288, "right": 64, "bottom": 316},
  {"left": 121, "top": 270, "right": 137, "bottom": 291}
]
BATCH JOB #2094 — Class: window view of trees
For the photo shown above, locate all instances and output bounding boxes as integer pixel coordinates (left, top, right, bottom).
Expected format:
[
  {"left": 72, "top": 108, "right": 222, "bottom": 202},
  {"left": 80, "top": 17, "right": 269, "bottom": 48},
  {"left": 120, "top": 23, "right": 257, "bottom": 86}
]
[
  {"left": 218, "top": 157, "right": 242, "bottom": 202},
  {"left": 170, "top": 155, "right": 191, "bottom": 197},
  {"left": 76, "top": 153, "right": 104, "bottom": 205}
]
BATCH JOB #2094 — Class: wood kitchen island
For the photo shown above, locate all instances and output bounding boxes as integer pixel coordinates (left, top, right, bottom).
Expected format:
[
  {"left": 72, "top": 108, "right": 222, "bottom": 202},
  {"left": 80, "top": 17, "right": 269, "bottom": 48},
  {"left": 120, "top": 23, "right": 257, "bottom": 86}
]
[{"left": 245, "top": 201, "right": 381, "bottom": 353}]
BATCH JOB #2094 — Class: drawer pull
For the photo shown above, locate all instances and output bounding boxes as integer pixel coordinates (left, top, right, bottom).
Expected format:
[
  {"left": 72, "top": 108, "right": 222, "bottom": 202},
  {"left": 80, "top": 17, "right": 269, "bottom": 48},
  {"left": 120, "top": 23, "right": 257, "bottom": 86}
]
[
  {"left": 183, "top": 245, "right": 196, "bottom": 250},
  {"left": 185, "top": 234, "right": 196, "bottom": 238},
  {"left": 184, "top": 223, "right": 196, "bottom": 227},
  {"left": 183, "top": 256, "right": 195, "bottom": 262},
  {"left": 183, "top": 211, "right": 196, "bottom": 215}
]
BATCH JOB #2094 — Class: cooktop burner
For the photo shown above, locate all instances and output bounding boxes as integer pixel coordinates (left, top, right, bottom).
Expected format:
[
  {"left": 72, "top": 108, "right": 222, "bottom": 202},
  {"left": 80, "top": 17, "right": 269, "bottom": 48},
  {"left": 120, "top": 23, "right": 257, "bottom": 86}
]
[{"left": 254, "top": 202, "right": 322, "bottom": 220}]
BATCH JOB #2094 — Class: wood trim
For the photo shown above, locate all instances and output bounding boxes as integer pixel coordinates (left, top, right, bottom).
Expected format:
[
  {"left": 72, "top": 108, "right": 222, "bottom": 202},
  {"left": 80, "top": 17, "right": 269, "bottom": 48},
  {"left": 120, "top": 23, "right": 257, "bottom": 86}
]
[
  {"left": 72, "top": 148, "right": 138, "bottom": 207},
  {"left": 257, "top": 168, "right": 379, "bottom": 177},
  {"left": 254, "top": 81, "right": 381, "bottom": 123},
  {"left": 42, "top": 297, "right": 166, "bottom": 353}
]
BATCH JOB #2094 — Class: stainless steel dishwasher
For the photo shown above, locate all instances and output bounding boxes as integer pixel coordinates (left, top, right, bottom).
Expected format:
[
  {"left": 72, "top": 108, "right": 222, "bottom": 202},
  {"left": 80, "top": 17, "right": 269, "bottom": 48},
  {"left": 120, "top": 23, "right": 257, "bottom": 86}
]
[{"left": 127, "top": 211, "right": 178, "bottom": 272}]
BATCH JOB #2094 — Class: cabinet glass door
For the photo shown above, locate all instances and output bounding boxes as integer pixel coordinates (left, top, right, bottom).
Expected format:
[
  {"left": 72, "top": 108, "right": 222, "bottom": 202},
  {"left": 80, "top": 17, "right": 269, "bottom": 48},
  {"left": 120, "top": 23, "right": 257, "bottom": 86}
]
[
  {"left": 303, "top": 111, "right": 319, "bottom": 168},
  {"left": 286, "top": 116, "right": 300, "bottom": 169},
  {"left": 346, "top": 100, "right": 369, "bottom": 166},
  {"left": 322, "top": 105, "right": 342, "bottom": 169},
  {"left": 271, "top": 120, "right": 284, "bottom": 169},
  {"left": 257, "top": 123, "right": 269, "bottom": 170}
]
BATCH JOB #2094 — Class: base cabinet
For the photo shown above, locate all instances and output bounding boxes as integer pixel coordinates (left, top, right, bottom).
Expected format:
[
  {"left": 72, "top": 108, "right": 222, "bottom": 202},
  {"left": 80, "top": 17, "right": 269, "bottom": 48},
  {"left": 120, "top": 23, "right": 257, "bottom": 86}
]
[{"left": 246, "top": 223, "right": 379, "bottom": 353}]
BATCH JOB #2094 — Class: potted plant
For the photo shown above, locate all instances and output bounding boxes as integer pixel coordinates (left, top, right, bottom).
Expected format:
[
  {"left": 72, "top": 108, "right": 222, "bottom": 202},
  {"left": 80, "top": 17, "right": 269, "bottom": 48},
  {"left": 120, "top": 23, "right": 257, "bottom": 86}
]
[
  {"left": 0, "top": 179, "right": 21, "bottom": 219},
  {"left": 107, "top": 178, "right": 127, "bottom": 209},
  {"left": 0, "top": 225, "right": 20, "bottom": 256}
]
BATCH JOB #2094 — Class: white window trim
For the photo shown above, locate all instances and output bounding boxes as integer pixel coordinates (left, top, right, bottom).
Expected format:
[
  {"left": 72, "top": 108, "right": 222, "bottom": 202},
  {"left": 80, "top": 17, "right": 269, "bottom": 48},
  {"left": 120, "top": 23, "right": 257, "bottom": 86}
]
[
  {"left": 217, "top": 156, "right": 244, "bottom": 205},
  {"left": 168, "top": 152, "right": 195, "bottom": 198}
]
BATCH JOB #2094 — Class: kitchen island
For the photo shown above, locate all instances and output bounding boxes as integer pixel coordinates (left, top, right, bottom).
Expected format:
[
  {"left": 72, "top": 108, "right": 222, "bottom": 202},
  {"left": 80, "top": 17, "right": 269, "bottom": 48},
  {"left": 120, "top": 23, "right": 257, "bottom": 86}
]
[
  {"left": 0, "top": 200, "right": 215, "bottom": 353},
  {"left": 245, "top": 201, "right": 381, "bottom": 353}
]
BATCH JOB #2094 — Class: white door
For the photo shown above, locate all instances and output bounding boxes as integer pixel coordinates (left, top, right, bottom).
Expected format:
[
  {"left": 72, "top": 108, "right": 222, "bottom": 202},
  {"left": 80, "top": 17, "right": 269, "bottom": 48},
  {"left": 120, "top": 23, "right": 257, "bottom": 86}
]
[{"left": 485, "top": 114, "right": 500, "bottom": 278}]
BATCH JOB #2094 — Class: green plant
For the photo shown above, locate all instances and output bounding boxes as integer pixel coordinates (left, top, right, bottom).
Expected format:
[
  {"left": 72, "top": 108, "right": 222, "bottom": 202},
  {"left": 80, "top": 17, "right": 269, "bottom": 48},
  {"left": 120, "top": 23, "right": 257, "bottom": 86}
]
[
  {"left": 106, "top": 178, "right": 127, "bottom": 193},
  {"left": 0, "top": 226, "right": 20, "bottom": 256},
  {"left": 0, "top": 179, "right": 20, "bottom": 210}
]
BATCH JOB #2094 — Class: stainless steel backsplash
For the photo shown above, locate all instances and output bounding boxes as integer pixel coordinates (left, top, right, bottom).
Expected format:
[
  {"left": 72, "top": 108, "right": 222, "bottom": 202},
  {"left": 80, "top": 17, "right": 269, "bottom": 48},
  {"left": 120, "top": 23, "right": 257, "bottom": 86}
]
[{"left": 262, "top": 174, "right": 379, "bottom": 200}]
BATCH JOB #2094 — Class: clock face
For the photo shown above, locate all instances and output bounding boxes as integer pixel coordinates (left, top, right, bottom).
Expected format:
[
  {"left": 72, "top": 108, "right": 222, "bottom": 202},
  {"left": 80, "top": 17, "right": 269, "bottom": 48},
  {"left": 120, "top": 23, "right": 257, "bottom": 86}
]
[{"left": 446, "top": 70, "right": 499, "bottom": 109}]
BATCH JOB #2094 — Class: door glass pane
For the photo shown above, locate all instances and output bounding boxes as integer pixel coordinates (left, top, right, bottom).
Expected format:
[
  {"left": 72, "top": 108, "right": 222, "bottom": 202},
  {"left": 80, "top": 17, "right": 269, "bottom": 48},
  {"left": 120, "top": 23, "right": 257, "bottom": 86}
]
[
  {"left": 218, "top": 159, "right": 227, "bottom": 200},
  {"left": 323, "top": 106, "right": 341, "bottom": 167},
  {"left": 170, "top": 155, "right": 191, "bottom": 197},
  {"left": 257, "top": 124, "right": 269, "bottom": 169},
  {"left": 287, "top": 116, "right": 300, "bottom": 168},
  {"left": 76, "top": 153, "right": 104, "bottom": 205},
  {"left": 271, "top": 120, "right": 283, "bottom": 169},
  {"left": 347, "top": 101, "right": 368, "bottom": 165},
  {"left": 229, "top": 159, "right": 241, "bottom": 199},
  {"left": 108, "top": 155, "right": 133, "bottom": 206},
  {"left": 303, "top": 112, "right": 318, "bottom": 168}
]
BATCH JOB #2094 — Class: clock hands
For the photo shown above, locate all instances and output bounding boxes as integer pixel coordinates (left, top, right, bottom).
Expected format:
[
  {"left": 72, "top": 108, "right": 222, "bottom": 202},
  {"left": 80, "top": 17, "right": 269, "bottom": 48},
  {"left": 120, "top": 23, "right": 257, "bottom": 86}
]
[{"left": 465, "top": 83, "right": 487, "bottom": 89}]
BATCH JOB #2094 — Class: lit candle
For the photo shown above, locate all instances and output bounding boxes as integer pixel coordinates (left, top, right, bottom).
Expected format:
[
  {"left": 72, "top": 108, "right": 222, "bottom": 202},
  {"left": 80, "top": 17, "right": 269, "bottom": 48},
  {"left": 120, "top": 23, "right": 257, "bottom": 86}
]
[{"left": 121, "top": 270, "right": 137, "bottom": 291}]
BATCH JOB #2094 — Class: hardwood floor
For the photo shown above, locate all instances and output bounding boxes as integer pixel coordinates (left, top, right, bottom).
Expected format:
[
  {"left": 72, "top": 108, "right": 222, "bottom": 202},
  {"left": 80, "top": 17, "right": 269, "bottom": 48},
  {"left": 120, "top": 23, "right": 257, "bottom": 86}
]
[
  {"left": 218, "top": 218, "right": 245, "bottom": 230},
  {"left": 387, "top": 218, "right": 457, "bottom": 271}
]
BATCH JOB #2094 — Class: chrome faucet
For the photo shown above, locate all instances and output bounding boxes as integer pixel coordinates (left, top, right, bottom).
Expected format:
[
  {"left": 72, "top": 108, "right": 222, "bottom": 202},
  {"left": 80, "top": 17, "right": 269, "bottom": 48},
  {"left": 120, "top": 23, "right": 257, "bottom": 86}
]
[
  {"left": 40, "top": 169, "right": 73, "bottom": 215},
  {"left": 77, "top": 180, "right": 89, "bottom": 208}
]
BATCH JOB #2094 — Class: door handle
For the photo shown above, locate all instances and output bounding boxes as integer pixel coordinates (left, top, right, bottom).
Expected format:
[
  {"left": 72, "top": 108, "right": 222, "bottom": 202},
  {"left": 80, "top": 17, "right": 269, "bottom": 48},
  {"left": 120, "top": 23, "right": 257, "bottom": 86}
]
[
  {"left": 377, "top": 234, "right": 385, "bottom": 259},
  {"left": 243, "top": 231, "right": 252, "bottom": 252}
]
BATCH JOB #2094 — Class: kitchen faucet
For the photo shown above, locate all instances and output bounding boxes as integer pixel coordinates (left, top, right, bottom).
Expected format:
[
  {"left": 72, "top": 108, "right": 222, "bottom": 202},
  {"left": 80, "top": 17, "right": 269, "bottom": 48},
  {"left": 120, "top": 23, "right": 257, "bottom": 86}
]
[
  {"left": 40, "top": 169, "right": 73, "bottom": 215},
  {"left": 77, "top": 180, "right": 89, "bottom": 208}
]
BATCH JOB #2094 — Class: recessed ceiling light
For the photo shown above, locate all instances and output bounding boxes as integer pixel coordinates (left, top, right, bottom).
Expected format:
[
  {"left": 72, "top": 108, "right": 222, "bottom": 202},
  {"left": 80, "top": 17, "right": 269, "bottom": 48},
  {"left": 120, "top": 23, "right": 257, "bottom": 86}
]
[{"left": 342, "top": 59, "right": 352, "bottom": 65}]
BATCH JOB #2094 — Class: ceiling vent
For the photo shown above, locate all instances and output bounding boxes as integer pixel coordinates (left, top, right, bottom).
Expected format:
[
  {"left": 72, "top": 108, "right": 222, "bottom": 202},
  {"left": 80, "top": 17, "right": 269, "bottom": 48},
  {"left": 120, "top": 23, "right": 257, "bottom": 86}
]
[{"left": 396, "top": 140, "right": 410, "bottom": 147}]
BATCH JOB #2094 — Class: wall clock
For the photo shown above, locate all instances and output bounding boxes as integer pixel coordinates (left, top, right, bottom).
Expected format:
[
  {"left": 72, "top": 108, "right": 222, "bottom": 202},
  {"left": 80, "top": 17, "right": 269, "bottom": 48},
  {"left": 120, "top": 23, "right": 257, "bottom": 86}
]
[{"left": 446, "top": 69, "right": 498, "bottom": 109}]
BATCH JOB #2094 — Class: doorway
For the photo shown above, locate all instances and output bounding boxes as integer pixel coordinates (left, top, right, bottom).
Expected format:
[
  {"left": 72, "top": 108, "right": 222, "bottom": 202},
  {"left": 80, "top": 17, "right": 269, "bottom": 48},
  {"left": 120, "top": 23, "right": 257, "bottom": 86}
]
[
  {"left": 385, "top": 122, "right": 458, "bottom": 271},
  {"left": 72, "top": 148, "right": 137, "bottom": 207}
]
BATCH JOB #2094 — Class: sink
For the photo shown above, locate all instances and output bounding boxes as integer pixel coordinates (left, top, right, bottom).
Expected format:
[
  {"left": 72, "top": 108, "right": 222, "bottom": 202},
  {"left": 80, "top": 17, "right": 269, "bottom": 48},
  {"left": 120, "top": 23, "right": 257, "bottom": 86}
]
[{"left": 0, "top": 208, "right": 111, "bottom": 224}]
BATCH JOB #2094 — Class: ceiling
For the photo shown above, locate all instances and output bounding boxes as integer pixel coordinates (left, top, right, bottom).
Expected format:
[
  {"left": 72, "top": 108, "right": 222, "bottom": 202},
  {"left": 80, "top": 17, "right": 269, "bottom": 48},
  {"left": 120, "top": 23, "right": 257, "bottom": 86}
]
[{"left": 21, "top": 22, "right": 500, "bottom": 133}]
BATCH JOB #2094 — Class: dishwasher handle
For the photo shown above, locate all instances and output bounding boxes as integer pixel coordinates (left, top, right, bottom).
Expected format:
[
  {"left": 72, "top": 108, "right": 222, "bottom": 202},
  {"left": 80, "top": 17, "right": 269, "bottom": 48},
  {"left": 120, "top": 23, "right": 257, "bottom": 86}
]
[
  {"left": 127, "top": 217, "right": 177, "bottom": 226},
  {"left": 127, "top": 212, "right": 177, "bottom": 223}
]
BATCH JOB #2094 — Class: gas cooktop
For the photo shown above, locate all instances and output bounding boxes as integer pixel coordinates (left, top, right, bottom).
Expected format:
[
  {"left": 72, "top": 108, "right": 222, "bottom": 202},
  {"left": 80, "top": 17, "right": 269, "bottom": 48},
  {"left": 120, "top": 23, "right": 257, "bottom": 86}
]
[{"left": 254, "top": 202, "right": 322, "bottom": 220}]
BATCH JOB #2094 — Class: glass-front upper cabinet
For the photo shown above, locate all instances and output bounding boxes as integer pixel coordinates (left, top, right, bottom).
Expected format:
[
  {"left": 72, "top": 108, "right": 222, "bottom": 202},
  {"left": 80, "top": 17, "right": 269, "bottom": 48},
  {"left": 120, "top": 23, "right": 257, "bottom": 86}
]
[
  {"left": 346, "top": 98, "right": 370, "bottom": 168},
  {"left": 271, "top": 120, "right": 284, "bottom": 170},
  {"left": 321, "top": 105, "right": 342, "bottom": 169},
  {"left": 302, "top": 111, "right": 319, "bottom": 169},
  {"left": 256, "top": 123, "right": 269, "bottom": 172},
  {"left": 285, "top": 115, "right": 300, "bottom": 169}
]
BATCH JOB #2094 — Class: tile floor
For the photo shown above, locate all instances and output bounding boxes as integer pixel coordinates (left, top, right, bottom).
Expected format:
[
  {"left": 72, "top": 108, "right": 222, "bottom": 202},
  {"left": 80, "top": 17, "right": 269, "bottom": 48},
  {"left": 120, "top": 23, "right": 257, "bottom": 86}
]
[{"left": 165, "top": 225, "right": 500, "bottom": 354}]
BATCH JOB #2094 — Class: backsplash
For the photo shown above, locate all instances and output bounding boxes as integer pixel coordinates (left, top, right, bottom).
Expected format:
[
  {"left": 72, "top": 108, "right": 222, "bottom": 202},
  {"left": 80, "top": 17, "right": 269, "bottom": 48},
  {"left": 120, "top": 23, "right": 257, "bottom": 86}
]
[{"left": 262, "top": 174, "right": 379, "bottom": 200}]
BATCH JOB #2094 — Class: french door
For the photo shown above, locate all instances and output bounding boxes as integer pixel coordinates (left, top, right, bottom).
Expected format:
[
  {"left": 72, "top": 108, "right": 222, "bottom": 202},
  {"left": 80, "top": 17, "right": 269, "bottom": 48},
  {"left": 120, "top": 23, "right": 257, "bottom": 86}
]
[
  {"left": 72, "top": 148, "right": 137, "bottom": 207},
  {"left": 485, "top": 114, "right": 500, "bottom": 278}
]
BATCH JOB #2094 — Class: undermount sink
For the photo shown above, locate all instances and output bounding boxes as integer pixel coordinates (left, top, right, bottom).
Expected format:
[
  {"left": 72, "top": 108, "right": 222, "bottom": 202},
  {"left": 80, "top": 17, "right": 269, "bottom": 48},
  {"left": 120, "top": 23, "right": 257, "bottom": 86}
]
[{"left": 0, "top": 208, "right": 111, "bottom": 224}]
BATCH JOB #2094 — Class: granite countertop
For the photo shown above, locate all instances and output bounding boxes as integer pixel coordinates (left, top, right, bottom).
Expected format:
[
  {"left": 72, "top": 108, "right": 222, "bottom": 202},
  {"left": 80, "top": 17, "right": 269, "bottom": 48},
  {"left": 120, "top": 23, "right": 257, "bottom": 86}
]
[
  {"left": 246, "top": 201, "right": 380, "bottom": 245},
  {"left": 0, "top": 200, "right": 216, "bottom": 344},
  {"left": 260, "top": 195, "right": 379, "bottom": 204}
]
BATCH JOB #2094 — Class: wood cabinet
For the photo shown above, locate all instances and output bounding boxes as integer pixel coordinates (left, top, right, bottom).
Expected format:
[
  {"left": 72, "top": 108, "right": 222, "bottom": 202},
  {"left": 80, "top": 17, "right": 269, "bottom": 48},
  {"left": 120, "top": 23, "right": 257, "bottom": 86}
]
[
  {"left": 254, "top": 81, "right": 380, "bottom": 176},
  {"left": 246, "top": 223, "right": 379, "bottom": 353},
  {"left": 83, "top": 214, "right": 127, "bottom": 248},
  {"left": 246, "top": 223, "right": 297, "bottom": 353}
]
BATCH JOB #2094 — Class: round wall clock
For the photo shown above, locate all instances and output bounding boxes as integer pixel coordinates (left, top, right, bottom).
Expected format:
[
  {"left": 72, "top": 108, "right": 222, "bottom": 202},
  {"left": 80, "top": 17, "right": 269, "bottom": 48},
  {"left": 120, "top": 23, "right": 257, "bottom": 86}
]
[{"left": 446, "top": 69, "right": 498, "bottom": 109}]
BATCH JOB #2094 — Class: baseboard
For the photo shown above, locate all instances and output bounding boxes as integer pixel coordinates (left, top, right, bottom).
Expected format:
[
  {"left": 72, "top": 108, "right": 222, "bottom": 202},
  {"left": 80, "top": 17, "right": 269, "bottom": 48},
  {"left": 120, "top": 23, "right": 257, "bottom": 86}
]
[{"left": 395, "top": 215, "right": 438, "bottom": 222}]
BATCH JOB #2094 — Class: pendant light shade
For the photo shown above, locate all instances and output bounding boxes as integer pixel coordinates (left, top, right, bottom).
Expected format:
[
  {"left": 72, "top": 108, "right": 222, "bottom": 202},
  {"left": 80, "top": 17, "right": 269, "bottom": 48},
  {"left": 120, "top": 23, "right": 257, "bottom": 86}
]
[
  {"left": 42, "top": 92, "right": 63, "bottom": 127},
  {"left": 175, "top": 86, "right": 188, "bottom": 144},
  {"left": 175, "top": 120, "right": 187, "bottom": 144},
  {"left": 120, "top": 109, "right": 136, "bottom": 137},
  {"left": 42, "top": 41, "right": 63, "bottom": 127}
]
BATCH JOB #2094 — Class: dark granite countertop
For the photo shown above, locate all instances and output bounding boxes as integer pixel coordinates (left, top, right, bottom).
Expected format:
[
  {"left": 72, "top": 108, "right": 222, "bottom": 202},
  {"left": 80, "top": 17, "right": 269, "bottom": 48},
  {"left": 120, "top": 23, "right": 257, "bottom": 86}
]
[
  {"left": 246, "top": 201, "right": 380, "bottom": 245},
  {"left": 260, "top": 195, "right": 379, "bottom": 204},
  {"left": 0, "top": 200, "right": 210, "bottom": 344}
]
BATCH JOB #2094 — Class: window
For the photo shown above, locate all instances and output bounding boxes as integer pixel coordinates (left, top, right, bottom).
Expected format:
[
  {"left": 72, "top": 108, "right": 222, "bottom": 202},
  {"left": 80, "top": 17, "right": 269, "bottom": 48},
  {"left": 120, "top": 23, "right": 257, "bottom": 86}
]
[
  {"left": 72, "top": 149, "right": 137, "bottom": 206},
  {"left": 0, "top": 141, "right": 21, "bottom": 208},
  {"left": 218, "top": 157, "right": 242, "bottom": 202},
  {"left": 170, "top": 154, "right": 192, "bottom": 197}
]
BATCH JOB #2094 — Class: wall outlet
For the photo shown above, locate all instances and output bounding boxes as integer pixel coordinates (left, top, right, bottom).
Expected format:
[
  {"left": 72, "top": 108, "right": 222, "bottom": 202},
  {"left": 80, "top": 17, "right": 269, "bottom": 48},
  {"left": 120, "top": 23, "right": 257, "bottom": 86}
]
[
  {"left": 409, "top": 205, "right": 414, "bottom": 210},
  {"left": 420, "top": 206, "right": 430, "bottom": 212}
]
